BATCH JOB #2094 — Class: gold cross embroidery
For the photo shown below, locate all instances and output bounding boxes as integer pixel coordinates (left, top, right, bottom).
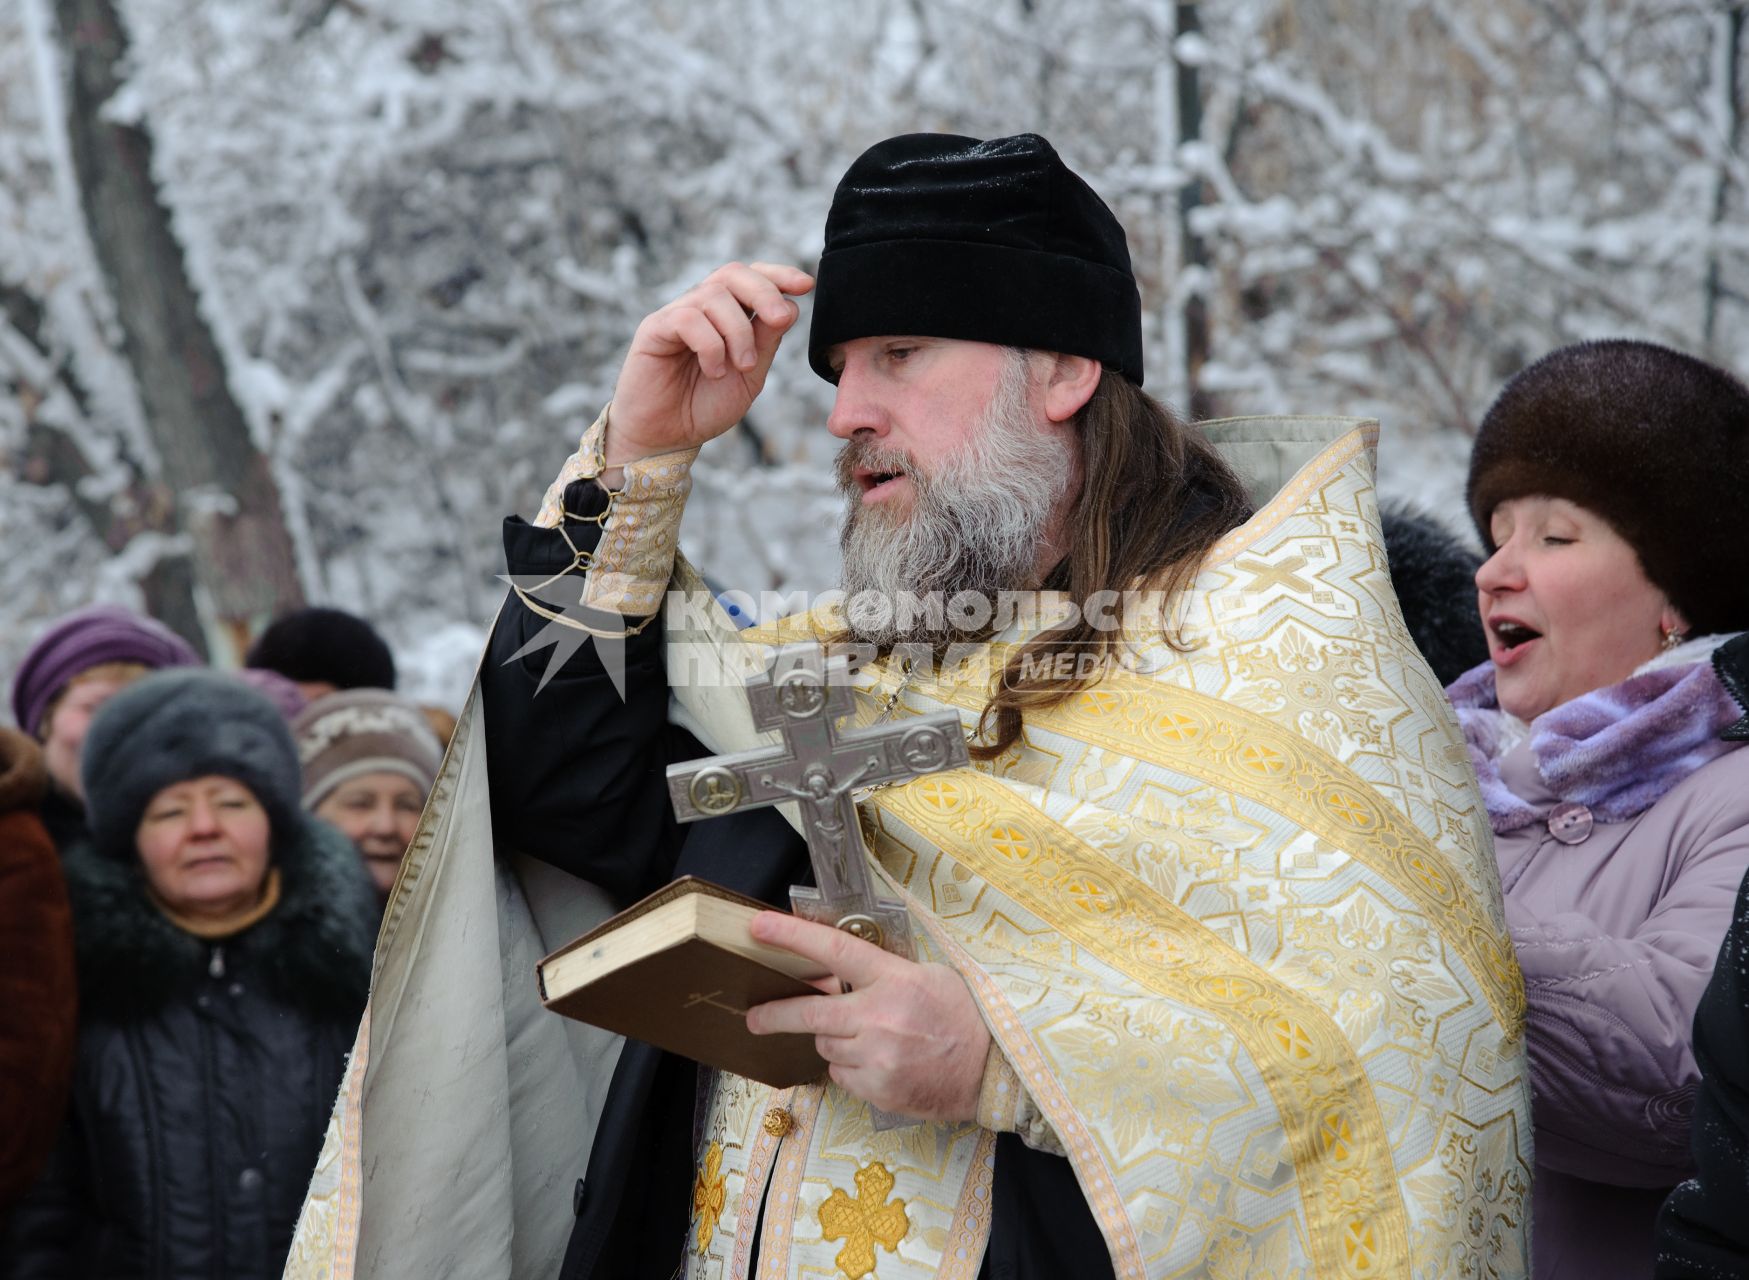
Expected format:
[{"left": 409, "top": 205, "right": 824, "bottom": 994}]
[
  {"left": 692, "top": 1141, "right": 726, "bottom": 1254},
  {"left": 1320, "top": 1109, "right": 1356, "bottom": 1162},
  {"left": 915, "top": 777, "right": 960, "bottom": 812},
  {"left": 818, "top": 1161, "right": 909, "bottom": 1278},
  {"left": 1324, "top": 789, "right": 1375, "bottom": 829},
  {"left": 1235, "top": 554, "right": 1315, "bottom": 595},
  {"left": 1154, "top": 710, "right": 1200, "bottom": 740},
  {"left": 1238, "top": 742, "right": 1287, "bottom": 774},
  {"left": 1344, "top": 1216, "right": 1380, "bottom": 1272},
  {"left": 1272, "top": 1018, "right": 1315, "bottom": 1061}
]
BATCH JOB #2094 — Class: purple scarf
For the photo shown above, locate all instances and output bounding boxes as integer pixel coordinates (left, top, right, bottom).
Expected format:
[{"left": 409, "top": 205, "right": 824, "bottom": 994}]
[{"left": 1448, "top": 651, "right": 1745, "bottom": 835}]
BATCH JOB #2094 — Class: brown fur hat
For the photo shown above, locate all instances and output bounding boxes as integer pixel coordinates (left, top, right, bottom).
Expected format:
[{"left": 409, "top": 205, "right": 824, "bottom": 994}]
[{"left": 1467, "top": 339, "right": 1749, "bottom": 636}]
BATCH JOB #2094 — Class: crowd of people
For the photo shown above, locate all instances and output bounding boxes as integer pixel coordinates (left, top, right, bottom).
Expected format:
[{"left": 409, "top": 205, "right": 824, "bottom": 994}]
[
  {"left": 3, "top": 128, "right": 1749, "bottom": 1280},
  {"left": 0, "top": 606, "right": 445, "bottom": 1278}
]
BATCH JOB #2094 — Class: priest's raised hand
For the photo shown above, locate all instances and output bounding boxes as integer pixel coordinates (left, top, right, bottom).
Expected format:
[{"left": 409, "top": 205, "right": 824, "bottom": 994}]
[
  {"left": 744, "top": 910, "right": 992, "bottom": 1123},
  {"left": 601, "top": 261, "right": 814, "bottom": 483}
]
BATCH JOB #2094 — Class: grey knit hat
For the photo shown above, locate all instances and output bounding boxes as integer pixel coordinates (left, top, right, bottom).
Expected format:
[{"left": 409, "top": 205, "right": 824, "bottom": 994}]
[
  {"left": 292, "top": 689, "right": 442, "bottom": 809},
  {"left": 81, "top": 670, "right": 303, "bottom": 863}
]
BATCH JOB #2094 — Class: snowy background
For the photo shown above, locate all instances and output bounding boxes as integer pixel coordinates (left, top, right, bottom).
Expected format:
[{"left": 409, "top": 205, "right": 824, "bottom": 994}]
[{"left": 2, "top": 0, "right": 1743, "bottom": 712}]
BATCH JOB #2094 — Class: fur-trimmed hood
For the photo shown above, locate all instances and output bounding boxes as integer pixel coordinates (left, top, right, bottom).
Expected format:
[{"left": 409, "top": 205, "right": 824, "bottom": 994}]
[
  {"left": 60, "top": 813, "right": 377, "bottom": 1020},
  {"left": 0, "top": 725, "right": 48, "bottom": 815}
]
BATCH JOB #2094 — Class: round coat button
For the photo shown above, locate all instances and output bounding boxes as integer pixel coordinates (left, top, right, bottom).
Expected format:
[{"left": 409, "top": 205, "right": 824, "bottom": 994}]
[
  {"left": 1548, "top": 802, "right": 1594, "bottom": 845},
  {"left": 238, "top": 1168, "right": 264, "bottom": 1193}
]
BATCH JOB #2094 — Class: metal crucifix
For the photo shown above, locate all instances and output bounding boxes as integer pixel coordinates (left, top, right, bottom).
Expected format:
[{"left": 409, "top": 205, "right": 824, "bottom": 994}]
[{"left": 666, "top": 642, "right": 968, "bottom": 961}]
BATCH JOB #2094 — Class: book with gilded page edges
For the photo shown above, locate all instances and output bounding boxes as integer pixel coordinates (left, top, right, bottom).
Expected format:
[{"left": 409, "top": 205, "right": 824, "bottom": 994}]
[{"left": 537, "top": 876, "right": 829, "bottom": 1087}]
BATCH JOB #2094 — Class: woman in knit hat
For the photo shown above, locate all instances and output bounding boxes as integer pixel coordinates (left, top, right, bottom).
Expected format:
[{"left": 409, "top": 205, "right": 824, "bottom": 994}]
[
  {"left": 1, "top": 671, "right": 376, "bottom": 1280},
  {"left": 8, "top": 604, "right": 201, "bottom": 849},
  {"left": 1447, "top": 339, "right": 1749, "bottom": 1280},
  {"left": 293, "top": 689, "right": 442, "bottom": 903}
]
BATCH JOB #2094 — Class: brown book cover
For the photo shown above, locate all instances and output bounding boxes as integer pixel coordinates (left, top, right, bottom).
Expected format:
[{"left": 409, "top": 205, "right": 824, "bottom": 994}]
[{"left": 537, "top": 877, "right": 828, "bottom": 1088}]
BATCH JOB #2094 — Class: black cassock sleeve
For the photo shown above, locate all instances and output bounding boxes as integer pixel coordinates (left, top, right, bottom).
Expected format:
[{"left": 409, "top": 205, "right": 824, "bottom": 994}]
[
  {"left": 1655, "top": 867, "right": 1749, "bottom": 1278},
  {"left": 482, "top": 478, "right": 693, "bottom": 904}
]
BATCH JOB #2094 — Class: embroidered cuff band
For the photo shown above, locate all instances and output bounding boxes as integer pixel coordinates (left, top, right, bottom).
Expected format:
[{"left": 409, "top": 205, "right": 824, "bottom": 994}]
[
  {"left": 976, "top": 1043, "right": 1022, "bottom": 1132},
  {"left": 975, "top": 1041, "right": 1065, "bottom": 1156},
  {"left": 533, "top": 405, "right": 699, "bottom": 619}
]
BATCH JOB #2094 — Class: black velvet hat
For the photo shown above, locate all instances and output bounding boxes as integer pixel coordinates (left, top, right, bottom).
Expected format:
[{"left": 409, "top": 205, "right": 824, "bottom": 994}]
[
  {"left": 808, "top": 133, "right": 1145, "bottom": 385},
  {"left": 245, "top": 606, "right": 397, "bottom": 691},
  {"left": 1467, "top": 339, "right": 1749, "bottom": 637}
]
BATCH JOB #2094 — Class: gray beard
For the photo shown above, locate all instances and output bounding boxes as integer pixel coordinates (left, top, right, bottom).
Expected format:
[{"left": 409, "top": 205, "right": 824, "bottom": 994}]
[{"left": 835, "top": 353, "right": 1073, "bottom": 649}]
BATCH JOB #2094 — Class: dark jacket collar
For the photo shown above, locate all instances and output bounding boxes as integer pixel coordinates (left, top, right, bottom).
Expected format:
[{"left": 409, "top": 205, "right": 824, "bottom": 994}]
[{"left": 39, "top": 784, "right": 88, "bottom": 853}]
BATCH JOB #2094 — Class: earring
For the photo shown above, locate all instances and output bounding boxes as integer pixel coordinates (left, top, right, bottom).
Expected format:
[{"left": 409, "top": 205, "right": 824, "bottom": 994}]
[{"left": 1662, "top": 628, "right": 1686, "bottom": 652}]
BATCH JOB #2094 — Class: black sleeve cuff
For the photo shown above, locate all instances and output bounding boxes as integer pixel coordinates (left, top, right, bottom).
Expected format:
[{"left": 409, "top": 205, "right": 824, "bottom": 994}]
[
  {"left": 499, "top": 477, "right": 664, "bottom": 665},
  {"left": 502, "top": 479, "right": 615, "bottom": 576}
]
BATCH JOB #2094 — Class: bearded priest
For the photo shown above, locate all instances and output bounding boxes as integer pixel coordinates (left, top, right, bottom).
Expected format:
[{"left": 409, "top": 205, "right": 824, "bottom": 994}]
[{"left": 285, "top": 134, "right": 1532, "bottom": 1280}]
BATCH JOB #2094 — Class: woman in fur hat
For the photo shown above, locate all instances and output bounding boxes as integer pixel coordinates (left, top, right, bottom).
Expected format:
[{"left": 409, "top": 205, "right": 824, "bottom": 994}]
[
  {"left": 0, "top": 671, "right": 376, "bottom": 1280},
  {"left": 1448, "top": 339, "right": 1749, "bottom": 1280}
]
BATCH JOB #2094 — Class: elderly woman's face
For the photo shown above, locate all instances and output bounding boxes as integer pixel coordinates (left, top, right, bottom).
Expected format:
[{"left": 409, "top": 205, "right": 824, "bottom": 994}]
[
  {"left": 1477, "top": 496, "right": 1682, "bottom": 719},
  {"left": 314, "top": 771, "right": 424, "bottom": 896},
  {"left": 136, "top": 776, "right": 272, "bottom": 919}
]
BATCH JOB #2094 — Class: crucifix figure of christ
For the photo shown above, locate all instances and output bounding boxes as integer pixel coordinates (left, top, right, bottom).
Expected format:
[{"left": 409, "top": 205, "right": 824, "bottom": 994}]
[{"left": 666, "top": 642, "right": 969, "bottom": 962}]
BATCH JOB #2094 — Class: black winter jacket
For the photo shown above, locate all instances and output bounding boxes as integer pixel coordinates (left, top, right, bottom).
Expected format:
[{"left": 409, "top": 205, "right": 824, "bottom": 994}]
[
  {"left": 1, "top": 818, "right": 376, "bottom": 1280},
  {"left": 1654, "top": 862, "right": 1749, "bottom": 1277}
]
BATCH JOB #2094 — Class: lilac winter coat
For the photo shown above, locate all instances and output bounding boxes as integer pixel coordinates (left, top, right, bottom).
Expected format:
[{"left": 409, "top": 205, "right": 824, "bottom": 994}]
[{"left": 1450, "top": 647, "right": 1749, "bottom": 1280}]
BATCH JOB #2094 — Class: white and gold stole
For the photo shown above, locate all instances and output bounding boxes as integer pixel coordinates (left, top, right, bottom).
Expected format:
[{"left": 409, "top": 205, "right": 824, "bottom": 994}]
[{"left": 675, "top": 417, "right": 1532, "bottom": 1280}]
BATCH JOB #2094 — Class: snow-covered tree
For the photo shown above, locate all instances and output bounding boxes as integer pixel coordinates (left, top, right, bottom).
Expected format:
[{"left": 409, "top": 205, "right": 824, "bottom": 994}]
[{"left": 2, "top": 0, "right": 1742, "bottom": 706}]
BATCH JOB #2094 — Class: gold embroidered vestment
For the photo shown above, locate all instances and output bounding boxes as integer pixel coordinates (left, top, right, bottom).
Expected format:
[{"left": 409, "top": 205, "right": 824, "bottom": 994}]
[{"left": 674, "top": 418, "right": 1531, "bottom": 1279}]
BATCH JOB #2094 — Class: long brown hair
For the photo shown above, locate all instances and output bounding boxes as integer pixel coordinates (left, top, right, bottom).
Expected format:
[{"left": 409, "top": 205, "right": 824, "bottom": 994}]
[{"left": 969, "top": 370, "right": 1251, "bottom": 760}]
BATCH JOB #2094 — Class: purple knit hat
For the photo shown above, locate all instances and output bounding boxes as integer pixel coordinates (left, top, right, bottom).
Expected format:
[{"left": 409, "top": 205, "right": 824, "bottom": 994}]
[
  {"left": 232, "top": 667, "right": 310, "bottom": 722},
  {"left": 10, "top": 605, "right": 202, "bottom": 737}
]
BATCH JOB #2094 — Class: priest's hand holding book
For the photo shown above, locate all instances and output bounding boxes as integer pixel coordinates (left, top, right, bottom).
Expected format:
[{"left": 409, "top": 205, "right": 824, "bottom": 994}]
[
  {"left": 535, "top": 878, "right": 992, "bottom": 1123},
  {"left": 743, "top": 909, "right": 992, "bottom": 1124}
]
